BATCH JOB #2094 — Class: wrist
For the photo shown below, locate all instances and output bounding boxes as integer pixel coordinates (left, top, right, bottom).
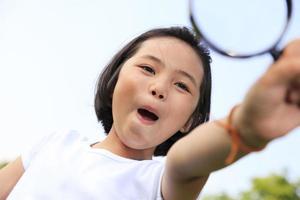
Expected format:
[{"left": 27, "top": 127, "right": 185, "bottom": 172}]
[
  {"left": 232, "top": 104, "right": 270, "bottom": 149},
  {"left": 215, "top": 104, "right": 267, "bottom": 165}
]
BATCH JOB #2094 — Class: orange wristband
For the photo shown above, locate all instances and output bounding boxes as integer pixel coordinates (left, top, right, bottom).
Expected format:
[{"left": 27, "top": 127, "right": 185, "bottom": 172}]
[{"left": 215, "top": 105, "right": 266, "bottom": 165}]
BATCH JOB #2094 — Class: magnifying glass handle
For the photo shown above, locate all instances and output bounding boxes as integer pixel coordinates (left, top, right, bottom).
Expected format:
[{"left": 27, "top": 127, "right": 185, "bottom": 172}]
[{"left": 270, "top": 48, "right": 283, "bottom": 61}]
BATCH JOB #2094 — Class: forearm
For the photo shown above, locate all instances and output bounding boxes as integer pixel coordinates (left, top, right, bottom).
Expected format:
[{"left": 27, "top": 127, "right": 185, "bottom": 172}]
[
  {"left": 166, "top": 119, "right": 239, "bottom": 179},
  {"left": 167, "top": 106, "right": 267, "bottom": 178}
]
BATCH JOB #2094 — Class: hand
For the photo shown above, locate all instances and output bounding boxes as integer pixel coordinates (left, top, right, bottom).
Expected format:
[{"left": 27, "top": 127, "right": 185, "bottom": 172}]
[{"left": 234, "top": 39, "right": 300, "bottom": 147}]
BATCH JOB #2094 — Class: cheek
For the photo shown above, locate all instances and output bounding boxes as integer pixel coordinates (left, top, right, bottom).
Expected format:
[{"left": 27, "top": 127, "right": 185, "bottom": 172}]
[
  {"left": 112, "top": 73, "right": 144, "bottom": 117},
  {"left": 169, "top": 95, "right": 198, "bottom": 124},
  {"left": 114, "top": 73, "right": 138, "bottom": 99}
]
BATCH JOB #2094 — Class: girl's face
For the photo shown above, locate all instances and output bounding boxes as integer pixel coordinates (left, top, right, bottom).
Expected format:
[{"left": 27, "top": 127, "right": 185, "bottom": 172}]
[{"left": 111, "top": 37, "right": 204, "bottom": 153}]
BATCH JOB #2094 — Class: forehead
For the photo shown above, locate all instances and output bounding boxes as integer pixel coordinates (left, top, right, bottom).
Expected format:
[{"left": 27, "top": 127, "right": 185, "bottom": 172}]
[{"left": 134, "top": 37, "right": 204, "bottom": 84}]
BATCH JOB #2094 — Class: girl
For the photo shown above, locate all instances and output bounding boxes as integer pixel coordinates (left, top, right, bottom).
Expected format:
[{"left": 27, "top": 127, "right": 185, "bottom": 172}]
[{"left": 1, "top": 27, "right": 300, "bottom": 200}]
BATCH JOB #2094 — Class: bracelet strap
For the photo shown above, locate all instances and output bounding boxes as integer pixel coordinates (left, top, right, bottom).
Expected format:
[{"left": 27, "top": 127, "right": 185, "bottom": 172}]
[{"left": 215, "top": 105, "right": 266, "bottom": 165}]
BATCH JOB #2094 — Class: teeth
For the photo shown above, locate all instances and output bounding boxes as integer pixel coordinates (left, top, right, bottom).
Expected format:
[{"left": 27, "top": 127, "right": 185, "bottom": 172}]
[{"left": 138, "top": 108, "right": 158, "bottom": 121}]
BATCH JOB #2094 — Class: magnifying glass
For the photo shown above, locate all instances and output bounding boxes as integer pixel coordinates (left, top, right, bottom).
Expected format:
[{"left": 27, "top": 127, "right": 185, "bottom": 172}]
[{"left": 189, "top": 0, "right": 292, "bottom": 61}]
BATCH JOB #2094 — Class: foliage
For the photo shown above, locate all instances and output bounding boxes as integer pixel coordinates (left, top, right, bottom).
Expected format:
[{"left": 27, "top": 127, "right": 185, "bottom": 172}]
[
  {"left": 203, "top": 193, "right": 235, "bottom": 200},
  {"left": 203, "top": 173, "right": 300, "bottom": 200}
]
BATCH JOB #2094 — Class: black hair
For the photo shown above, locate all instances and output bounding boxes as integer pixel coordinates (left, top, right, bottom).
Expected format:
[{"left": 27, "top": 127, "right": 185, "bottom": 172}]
[{"left": 94, "top": 26, "right": 212, "bottom": 156}]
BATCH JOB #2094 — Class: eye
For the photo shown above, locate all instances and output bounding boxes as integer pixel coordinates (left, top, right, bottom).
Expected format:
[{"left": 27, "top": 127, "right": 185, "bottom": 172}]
[
  {"left": 175, "top": 82, "right": 190, "bottom": 92},
  {"left": 141, "top": 65, "right": 155, "bottom": 75}
]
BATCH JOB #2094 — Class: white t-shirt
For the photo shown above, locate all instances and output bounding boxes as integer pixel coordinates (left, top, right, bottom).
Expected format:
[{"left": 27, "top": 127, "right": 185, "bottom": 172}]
[{"left": 8, "top": 130, "right": 165, "bottom": 200}]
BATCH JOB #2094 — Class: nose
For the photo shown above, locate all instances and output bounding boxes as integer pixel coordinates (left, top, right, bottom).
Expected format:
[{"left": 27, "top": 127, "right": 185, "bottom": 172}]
[
  {"left": 149, "top": 82, "right": 168, "bottom": 101},
  {"left": 151, "top": 90, "right": 165, "bottom": 100}
]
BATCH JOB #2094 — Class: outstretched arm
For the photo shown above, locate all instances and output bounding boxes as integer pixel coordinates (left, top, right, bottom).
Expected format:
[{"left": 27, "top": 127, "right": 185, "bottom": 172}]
[{"left": 162, "top": 39, "right": 300, "bottom": 200}]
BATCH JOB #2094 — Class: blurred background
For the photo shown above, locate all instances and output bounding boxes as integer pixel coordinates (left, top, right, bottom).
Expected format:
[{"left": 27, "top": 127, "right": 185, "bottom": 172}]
[{"left": 0, "top": 0, "right": 300, "bottom": 198}]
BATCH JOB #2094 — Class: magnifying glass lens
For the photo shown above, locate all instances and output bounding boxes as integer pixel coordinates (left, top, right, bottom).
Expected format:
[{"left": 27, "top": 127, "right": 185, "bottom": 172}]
[{"left": 191, "top": 0, "right": 287, "bottom": 56}]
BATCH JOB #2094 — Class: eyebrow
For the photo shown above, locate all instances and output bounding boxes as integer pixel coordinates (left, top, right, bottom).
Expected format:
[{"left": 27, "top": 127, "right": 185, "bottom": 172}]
[{"left": 141, "top": 55, "right": 198, "bottom": 87}]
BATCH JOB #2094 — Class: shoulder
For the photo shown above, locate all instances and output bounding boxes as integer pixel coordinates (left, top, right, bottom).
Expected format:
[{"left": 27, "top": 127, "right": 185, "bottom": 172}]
[
  {"left": 21, "top": 129, "right": 87, "bottom": 170},
  {"left": 50, "top": 129, "right": 87, "bottom": 145},
  {"left": 36, "top": 129, "right": 88, "bottom": 148}
]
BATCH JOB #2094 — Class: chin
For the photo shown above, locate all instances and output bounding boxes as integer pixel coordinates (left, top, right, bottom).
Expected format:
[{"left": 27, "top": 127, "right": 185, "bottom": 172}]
[
  {"left": 124, "top": 135, "right": 155, "bottom": 150},
  {"left": 124, "top": 139, "right": 151, "bottom": 149}
]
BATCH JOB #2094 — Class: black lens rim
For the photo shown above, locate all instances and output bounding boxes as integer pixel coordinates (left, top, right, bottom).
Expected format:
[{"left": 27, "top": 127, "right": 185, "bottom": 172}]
[{"left": 189, "top": 0, "right": 292, "bottom": 59}]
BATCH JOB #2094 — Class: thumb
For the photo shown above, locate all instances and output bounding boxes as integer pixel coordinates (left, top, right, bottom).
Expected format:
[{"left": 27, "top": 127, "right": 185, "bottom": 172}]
[
  {"left": 262, "top": 58, "right": 300, "bottom": 87},
  {"left": 264, "top": 39, "right": 300, "bottom": 86},
  {"left": 282, "top": 39, "right": 300, "bottom": 58}
]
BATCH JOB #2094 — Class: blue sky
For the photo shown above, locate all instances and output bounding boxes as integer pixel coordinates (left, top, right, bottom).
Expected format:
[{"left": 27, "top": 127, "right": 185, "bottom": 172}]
[{"left": 0, "top": 0, "right": 300, "bottom": 197}]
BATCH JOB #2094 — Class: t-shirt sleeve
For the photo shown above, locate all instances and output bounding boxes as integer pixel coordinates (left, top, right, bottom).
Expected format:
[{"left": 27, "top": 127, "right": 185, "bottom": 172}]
[{"left": 21, "top": 132, "right": 57, "bottom": 170}]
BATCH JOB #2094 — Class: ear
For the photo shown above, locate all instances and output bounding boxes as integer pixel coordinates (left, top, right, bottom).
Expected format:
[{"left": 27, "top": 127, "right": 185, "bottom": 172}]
[{"left": 180, "top": 118, "right": 193, "bottom": 133}]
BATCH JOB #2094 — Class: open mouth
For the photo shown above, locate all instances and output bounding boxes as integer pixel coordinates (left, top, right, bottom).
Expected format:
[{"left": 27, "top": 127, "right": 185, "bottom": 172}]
[{"left": 137, "top": 108, "right": 159, "bottom": 122}]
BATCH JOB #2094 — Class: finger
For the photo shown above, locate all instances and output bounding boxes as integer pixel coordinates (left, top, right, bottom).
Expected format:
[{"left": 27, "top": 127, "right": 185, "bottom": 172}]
[
  {"left": 267, "top": 58, "right": 300, "bottom": 85},
  {"left": 282, "top": 39, "right": 300, "bottom": 58}
]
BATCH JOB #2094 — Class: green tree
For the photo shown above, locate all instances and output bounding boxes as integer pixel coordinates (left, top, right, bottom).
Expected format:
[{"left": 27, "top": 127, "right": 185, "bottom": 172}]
[
  {"left": 241, "top": 174, "right": 300, "bottom": 200},
  {"left": 203, "top": 173, "right": 300, "bottom": 200},
  {"left": 203, "top": 193, "right": 235, "bottom": 200}
]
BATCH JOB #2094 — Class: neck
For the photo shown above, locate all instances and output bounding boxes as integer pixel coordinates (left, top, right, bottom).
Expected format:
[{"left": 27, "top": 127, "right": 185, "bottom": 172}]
[{"left": 92, "top": 126, "right": 155, "bottom": 160}]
